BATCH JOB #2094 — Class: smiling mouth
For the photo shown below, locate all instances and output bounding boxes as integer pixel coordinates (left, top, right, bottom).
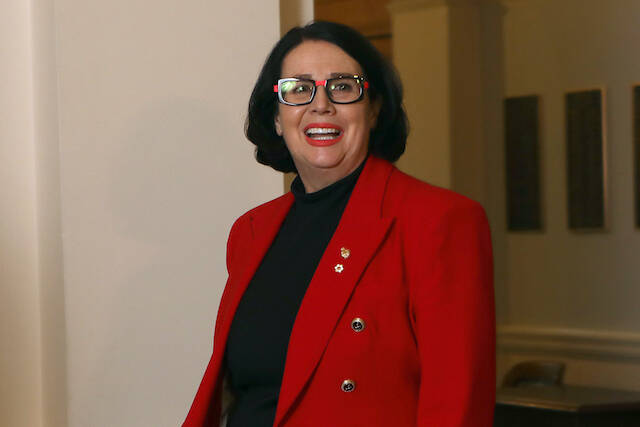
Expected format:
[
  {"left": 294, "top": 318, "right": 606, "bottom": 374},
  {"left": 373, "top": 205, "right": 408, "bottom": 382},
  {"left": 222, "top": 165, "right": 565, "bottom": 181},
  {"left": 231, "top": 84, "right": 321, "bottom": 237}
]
[{"left": 304, "top": 127, "right": 343, "bottom": 140}]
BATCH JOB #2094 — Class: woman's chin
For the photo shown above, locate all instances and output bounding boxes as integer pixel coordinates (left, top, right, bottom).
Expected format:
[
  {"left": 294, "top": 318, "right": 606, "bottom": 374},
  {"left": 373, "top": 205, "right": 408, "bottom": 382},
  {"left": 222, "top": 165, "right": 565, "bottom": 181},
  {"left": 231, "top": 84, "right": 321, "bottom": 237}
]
[{"left": 301, "top": 154, "right": 347, "bottom": 172}]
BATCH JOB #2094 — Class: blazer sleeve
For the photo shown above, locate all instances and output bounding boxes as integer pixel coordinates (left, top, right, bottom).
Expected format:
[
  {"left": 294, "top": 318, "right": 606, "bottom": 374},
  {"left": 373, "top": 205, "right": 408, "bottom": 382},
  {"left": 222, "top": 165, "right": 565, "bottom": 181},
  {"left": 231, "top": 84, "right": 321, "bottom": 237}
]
[{"left": 407, "top": 199, "right": 496, "bottom": 426}]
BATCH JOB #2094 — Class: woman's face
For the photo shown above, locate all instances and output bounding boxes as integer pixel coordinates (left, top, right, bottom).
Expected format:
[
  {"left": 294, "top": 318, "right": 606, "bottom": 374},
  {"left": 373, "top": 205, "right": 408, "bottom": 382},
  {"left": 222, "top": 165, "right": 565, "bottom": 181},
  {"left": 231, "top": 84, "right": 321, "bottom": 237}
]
[{"left": 275, "top": 40, "right": 379, "bottom": 190}]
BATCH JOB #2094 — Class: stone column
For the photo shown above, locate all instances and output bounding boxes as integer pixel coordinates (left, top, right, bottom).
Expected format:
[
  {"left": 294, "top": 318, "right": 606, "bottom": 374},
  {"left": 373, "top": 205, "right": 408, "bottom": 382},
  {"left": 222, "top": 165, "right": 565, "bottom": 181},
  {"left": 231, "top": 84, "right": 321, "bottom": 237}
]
[{"left": 389, "top": 0, "right": 503, "bottom": 207}]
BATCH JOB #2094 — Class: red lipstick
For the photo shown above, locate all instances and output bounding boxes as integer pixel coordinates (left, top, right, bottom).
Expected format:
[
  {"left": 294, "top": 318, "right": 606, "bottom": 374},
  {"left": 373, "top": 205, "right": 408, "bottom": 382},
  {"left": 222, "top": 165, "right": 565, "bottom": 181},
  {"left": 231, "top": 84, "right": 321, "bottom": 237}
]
[{"left": 303, "top": 122, "right": 344, "bottom": 146}]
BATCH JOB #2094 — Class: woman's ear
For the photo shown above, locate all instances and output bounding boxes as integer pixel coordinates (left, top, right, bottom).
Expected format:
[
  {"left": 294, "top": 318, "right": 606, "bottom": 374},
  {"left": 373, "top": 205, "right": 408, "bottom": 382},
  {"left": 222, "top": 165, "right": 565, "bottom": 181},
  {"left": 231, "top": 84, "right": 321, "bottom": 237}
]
[{"left": 274, "top": 115, "right": 283, "bottom": 136}]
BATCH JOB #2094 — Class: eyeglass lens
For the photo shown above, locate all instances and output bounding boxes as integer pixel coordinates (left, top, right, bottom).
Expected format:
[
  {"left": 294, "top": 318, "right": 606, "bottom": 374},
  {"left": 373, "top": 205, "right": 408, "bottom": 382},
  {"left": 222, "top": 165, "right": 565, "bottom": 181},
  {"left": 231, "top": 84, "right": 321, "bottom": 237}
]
[{"left": 281, "top": 77, "right": 363, "bottom": 105}]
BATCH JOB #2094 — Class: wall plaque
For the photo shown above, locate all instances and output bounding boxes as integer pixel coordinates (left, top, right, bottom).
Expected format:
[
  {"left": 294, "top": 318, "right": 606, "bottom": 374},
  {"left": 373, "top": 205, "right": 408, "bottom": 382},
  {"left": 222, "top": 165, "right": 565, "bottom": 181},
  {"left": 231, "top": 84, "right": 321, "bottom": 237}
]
[
  {"left": 634, "top": 85, "right": 640, "bottom": 228},
  {"left": 566, "top": 89, "right": 607, "bottom": 230},
  {"left": 505, "top": 95, "right": 542, "bottom": 231}
]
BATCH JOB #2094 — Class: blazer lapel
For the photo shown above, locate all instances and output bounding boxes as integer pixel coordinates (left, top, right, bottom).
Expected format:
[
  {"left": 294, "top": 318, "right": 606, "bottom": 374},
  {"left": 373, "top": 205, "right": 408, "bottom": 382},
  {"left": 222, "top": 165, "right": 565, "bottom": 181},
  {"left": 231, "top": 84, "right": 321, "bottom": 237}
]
[
  {"left": 199, "top": 193, "right": 294, "bottom": 423},
  {"left": 217, "top": 193, "right": 295, "bottom": 339},
  {"left": 274, "top": 157, "right": 394, "bottom": 426}
]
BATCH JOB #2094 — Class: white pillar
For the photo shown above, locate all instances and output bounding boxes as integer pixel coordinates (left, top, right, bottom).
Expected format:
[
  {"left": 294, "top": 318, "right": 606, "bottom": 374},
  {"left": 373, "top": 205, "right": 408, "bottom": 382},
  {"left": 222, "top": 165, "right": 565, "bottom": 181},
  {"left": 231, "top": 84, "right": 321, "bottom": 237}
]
[
  {"left": 32, "top": 0, "right": 68, "bottom": 425},
  {"left": 390, "top": 0, "right": 453, "bottom": 189},
  {"left": 390, "top": 0, "right": 501, "bottom": 206},
  {"left": 0, "top": 1, "right": 44, "bottom": 426}
]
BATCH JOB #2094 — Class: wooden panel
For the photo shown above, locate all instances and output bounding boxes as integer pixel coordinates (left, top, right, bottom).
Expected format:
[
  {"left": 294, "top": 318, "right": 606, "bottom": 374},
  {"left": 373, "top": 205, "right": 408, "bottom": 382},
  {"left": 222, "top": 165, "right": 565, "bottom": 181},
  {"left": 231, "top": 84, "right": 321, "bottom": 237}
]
[
  {"left": 369, "top": 35, "right": 392, "bottom": 60},
  {"left": 315, "top": 0, "right": 391, "bottom": 37},
  {"left": 566, "top": 89, "right": 606, "bottom": 230},
  {"left": 504, "top": 95, "right": 542, "bottom": 231},
  {"left": 634, "top": 85, "right": 640, "bottom": 228}
]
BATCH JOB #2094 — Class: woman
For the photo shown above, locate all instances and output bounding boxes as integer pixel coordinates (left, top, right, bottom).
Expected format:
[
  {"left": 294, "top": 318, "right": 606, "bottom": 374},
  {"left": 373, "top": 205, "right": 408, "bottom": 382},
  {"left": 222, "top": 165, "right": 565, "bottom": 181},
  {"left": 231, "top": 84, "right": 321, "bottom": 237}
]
[{"left": 184, "top": 21, "right": 495, "bottom": 427}]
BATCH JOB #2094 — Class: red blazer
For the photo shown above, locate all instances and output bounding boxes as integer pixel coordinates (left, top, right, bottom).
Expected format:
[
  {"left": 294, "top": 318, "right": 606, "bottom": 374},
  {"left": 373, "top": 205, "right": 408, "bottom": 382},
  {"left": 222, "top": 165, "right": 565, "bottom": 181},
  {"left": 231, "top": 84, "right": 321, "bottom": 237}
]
[{"left": 183, "top": 156, "right": 495, "bottom": 426}]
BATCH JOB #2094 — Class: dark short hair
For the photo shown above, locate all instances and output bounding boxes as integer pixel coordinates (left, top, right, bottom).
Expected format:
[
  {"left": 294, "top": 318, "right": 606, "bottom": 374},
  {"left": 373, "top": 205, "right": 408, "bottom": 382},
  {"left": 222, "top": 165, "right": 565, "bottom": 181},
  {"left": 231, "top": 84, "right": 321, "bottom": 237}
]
[{"left": 245, "top": 21, "right": 408, "bottom": 173}]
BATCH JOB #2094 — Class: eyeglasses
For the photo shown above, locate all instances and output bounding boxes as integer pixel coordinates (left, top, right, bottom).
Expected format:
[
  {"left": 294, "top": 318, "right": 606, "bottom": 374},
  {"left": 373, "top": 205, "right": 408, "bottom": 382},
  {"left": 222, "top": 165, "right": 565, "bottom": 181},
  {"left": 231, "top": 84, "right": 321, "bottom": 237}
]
[{"left": 273, "top": 75, "right": 369, "bottom": 106}]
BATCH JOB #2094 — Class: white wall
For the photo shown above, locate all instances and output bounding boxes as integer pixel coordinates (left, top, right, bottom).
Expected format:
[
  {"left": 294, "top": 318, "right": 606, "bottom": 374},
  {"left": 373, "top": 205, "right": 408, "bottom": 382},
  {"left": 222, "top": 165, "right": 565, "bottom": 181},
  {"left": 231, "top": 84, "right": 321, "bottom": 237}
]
[
  {"left": 499, "top": 0, "right": 640, "bottom": 390},
  {"left": 1, "top": 1, "right": 43, "bottom": 426},
  {"left": 54, "top": 1, "right": 283, "bottom": 425},
  {"left": 1, "top": 0, "right": 284, "bottom": 426}
]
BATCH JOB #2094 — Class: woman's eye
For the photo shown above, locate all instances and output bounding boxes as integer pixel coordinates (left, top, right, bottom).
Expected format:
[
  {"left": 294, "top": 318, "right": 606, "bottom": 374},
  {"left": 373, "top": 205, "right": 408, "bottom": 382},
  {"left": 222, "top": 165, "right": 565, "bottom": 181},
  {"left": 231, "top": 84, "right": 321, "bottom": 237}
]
[
  {"left": 331, "top": 82, "right": 353, "bottom": 91},
  {"left": 294, "top": 85, "right": 311, "bottom": 93}
]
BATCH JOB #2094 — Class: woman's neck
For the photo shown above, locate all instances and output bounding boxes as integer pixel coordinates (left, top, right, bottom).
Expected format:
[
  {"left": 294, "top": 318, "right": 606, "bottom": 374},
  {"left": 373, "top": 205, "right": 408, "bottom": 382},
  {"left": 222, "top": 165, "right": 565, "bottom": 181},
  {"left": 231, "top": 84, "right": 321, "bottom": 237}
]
[{"left": 295, "top": 155, "right": 368, "bottom": 194}]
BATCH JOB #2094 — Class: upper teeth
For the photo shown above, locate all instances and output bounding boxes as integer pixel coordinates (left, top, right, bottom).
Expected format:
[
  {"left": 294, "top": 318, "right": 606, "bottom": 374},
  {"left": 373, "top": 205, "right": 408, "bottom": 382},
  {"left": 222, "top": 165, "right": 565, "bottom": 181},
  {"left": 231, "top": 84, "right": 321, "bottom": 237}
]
[{"left": 306, "top": 127, "right": 341, "bottom": 135}]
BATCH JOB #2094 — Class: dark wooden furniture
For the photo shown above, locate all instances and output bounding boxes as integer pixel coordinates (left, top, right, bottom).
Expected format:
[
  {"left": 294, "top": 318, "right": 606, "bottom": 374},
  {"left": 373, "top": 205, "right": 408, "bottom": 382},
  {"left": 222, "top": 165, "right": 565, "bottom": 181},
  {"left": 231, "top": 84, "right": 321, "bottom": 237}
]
[
  {"left": 502, "top": 360, "right": 566, "bottom": 387},
  {"left": 495, "top": 385, "right": 640, "bottom": 426}
]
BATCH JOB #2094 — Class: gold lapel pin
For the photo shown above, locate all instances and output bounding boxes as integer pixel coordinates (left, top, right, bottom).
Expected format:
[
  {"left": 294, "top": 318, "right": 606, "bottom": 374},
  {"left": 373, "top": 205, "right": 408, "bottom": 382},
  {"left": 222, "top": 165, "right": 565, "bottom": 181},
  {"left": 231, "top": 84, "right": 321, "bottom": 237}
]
[{"left": 340, "top": 247, "right": 351, "bottom": 259}]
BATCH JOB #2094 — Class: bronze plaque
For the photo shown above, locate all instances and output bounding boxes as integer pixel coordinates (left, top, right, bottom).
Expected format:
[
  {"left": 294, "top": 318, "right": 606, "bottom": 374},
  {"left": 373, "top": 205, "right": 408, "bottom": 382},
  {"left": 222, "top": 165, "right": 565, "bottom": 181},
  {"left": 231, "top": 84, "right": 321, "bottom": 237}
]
[
  {"left": 566, "top": 89, "right": 606, "bottom": 230},
  {"left": 505, "top": 95, "right": 542, "bottom": 231}
]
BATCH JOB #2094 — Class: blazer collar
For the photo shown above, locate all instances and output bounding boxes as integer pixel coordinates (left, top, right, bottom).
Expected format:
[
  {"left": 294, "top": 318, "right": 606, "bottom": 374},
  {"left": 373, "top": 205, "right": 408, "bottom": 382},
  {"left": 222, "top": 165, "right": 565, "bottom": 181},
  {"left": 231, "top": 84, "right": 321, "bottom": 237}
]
[
  {"left": 217, "top": 191, "right": 295, "bottom": 357},
  {"left": 274, "top": 155, "right": 394, "bottom": 426},
  {"left": 248, "top": 155, "right": 392, "bottom": 243}
]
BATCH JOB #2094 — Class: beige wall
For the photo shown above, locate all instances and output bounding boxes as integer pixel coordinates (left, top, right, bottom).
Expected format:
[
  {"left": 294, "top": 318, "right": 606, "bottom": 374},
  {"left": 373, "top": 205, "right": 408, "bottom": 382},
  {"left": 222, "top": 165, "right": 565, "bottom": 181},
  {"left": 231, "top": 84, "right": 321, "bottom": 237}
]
[
  {"left": 1, "top": 2, "right": 43, "bottom": 426},
  {"left": 499, "top": 0, "right": 640, "bottom": 390},
  {"left": 1, "top": 0, "right": 284, "bottom": 426},
  {"left": 392, "top": 4, "right": 452, "bottom": 188},
  {"left": 503, "top": 0, "right": 640, "bottom": 328}
]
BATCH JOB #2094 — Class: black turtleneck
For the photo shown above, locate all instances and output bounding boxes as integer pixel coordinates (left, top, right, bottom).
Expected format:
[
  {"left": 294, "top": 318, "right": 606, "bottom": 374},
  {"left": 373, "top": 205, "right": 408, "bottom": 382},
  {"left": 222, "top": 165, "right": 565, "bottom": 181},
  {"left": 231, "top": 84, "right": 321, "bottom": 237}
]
[{"left": 224, "top": 160, "right": 366, "bottom": 427}]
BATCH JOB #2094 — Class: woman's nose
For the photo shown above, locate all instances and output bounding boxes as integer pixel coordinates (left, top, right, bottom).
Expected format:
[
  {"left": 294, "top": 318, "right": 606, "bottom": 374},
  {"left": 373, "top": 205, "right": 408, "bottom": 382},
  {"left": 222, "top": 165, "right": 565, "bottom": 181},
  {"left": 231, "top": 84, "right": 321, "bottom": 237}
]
[{"left": 310, "top": 85, "right": 335, "bottom": 114}]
